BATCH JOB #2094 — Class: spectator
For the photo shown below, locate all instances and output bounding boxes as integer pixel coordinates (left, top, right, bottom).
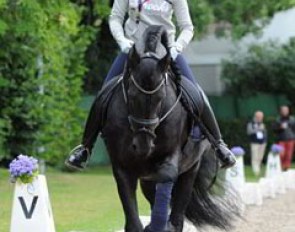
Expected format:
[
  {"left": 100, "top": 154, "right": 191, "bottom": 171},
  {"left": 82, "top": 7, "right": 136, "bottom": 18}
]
[
  {"left": 273, "top": 106, "right": 295, "bottom": 171},
  {"left": 247, "top": 111, "right": 267, "bottom": 176}
]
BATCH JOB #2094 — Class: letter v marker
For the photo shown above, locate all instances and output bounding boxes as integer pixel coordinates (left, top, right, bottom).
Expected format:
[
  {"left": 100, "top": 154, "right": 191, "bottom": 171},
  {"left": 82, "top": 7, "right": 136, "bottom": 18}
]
[{"left": 18, "top": 196, "right": 38, "bottom": 219}]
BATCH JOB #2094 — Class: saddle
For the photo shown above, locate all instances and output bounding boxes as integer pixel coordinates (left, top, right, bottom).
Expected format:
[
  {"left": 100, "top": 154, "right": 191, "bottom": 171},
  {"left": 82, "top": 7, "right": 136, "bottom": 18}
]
[{"left": 94, "top": 75, "right": 123, "bottom": 129}]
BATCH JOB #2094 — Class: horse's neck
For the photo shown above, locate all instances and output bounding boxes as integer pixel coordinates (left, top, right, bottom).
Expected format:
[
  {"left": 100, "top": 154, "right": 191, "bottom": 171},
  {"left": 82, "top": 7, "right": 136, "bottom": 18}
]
[
  {"left": 160, "top": 74, "right": 179, "bottom": 113},
  {"left": 166, "top": 72, "right": 178, "bottom": 96}
]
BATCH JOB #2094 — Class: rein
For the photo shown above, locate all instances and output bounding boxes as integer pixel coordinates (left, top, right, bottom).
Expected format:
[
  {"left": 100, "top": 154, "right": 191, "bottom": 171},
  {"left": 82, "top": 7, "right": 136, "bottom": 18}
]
[{"left": 122, "top": 71, "right": 182, "bottom": 136}]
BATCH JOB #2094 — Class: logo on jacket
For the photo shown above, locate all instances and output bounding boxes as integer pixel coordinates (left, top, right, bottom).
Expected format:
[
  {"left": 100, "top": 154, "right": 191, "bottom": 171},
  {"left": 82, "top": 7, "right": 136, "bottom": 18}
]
[{"left": 143, "top": 1, "right": 170, "bottom": 15}]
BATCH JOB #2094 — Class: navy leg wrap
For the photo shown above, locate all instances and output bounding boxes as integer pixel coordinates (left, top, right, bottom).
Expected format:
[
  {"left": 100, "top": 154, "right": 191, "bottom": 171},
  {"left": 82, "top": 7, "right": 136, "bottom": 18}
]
[{"left": 149, "top": 182, "right": 174, "bottom": 231}]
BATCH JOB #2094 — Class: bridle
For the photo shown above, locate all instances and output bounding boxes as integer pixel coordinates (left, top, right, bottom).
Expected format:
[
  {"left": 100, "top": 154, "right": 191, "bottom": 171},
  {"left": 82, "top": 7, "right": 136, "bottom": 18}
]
[
  {"left": 122, "top": 52, "right": 182, "bottom": 138},
  {"left": 130, "top": 74, "right": 166, "bottom": 95}
]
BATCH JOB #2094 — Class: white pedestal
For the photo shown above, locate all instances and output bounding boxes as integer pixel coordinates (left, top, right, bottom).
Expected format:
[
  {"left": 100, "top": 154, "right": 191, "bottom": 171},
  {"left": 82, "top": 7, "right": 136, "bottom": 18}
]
[
  {"left": 259, "top": 177, "right": 276, "bottom": 199},
  {"left": 242, "top": 183, "right": 263, "bottom": 206},
  {"left": 225, "top": 156, "right": 262, "bottom": 206},
  {"left": 273, "top": 175, "right": 286, "bottom": 194},
  {"left": 261, "top": 152, "right": 286, "bottom": 196},
  {"left": 283, "top": 169, "right": 295, "bottom": 189},
  {"left": 10, "top": 175, "right": 56, "bottom": 232},
  {"left": 266, "top": 152, "right": 282, "bottom": 178},
  {"left": 225, "top": 156, "right": 245, "bottom": 193},
  {"left": 116, "top": 216, "right": 198, "bottom": 232}
]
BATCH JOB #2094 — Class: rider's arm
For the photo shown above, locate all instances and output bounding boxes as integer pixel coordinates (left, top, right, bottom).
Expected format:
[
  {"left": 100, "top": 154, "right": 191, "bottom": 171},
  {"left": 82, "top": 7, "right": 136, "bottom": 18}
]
[
  {"left": 109, "top": 0, "right": 129, "bottom": 46},
  {"left": 173, "top": 0, "right": 194, "bottom": 52}
]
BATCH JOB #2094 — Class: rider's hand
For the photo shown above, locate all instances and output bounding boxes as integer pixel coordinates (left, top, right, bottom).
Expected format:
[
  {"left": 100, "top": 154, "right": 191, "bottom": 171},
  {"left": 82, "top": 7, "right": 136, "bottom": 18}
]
[
  {"left": 170, "top": 46, "right": 179, "bottom": 60},
  {"left": 119, "top": 38, "right": 134, "bottom": 54}
]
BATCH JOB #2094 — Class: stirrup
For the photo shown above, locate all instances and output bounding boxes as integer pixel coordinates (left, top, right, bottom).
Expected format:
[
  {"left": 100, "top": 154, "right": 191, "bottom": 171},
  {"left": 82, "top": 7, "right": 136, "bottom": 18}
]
[
  {"left": 215, "top": 142, "right": 236, "bottom": 169},
  {"left": 65, "top": 144, "right": 90, "bottom": 171}
]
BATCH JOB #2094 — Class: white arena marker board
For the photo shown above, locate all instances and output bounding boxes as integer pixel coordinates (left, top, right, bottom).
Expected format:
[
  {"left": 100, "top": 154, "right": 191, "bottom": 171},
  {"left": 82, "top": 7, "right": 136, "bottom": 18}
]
[
  {"left": 10, "top": 175, "right": 56, "bottom": 232},
  {"left": 266, "top": 152, "right": 283, "bottom": 178},
  {"left": 225, "top": 155, "right": 263, "bottom": 206},
  {"left": 259, "top": 177, "right": 276, "bottom": 199},
  {"left": 265, "top": 152, "right": 286, "bottom": 194},
  {"left": 242, "top": 183, "right": 263, "bottom": 206},
  {"left": 225, "top": 155, "right": 245, "bottom": 194},
  {"left": 283, "top": 169, "right": 295, "bottom": 190}
]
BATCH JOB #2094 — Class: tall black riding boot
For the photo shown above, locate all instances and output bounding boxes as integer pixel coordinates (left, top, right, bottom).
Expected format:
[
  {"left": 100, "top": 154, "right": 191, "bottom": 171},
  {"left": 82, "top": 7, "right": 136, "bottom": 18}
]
[
  {"left": 170, "top": 60, "right": 236, "bottom": 169},
  {"left": 198, "top": 88, "right": 236, "bottom": 168},
  {"left": 65, "top": 76, "right": 121, "bottom": 170},
  {"left": 65, "top": 98, "right": 101, "bottom": 170}
]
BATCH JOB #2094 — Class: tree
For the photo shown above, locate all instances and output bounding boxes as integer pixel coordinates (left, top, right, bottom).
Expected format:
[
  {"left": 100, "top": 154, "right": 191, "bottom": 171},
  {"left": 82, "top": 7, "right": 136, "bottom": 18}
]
[
  {"left": 0, "top": 0, "right": 94, "bottom": 164},
  {"left": 68, "top": 0, "right": 116, "bottom": 93},
  {"left": 192, "top": 0, "right": 295, "bottom": 38},
  {"left": 222, "top": 38, "right": 295, "bottom": 108}
]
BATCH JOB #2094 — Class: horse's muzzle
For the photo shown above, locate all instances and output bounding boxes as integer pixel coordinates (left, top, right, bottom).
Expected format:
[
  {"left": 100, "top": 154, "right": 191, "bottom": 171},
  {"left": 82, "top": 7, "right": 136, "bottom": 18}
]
[{"left": 131, "top": 133, "right": 155, "bottom": 158}]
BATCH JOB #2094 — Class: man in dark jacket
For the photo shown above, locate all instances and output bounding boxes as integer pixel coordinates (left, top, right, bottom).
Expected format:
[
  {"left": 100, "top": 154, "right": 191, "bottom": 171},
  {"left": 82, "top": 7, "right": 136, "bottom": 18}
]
[{"left": 273, "top": 106, "right": 295, "bottom": 170}]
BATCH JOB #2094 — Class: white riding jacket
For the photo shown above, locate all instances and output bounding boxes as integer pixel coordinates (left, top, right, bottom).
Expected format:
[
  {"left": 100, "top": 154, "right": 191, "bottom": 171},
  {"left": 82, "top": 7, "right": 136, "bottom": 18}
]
[{"left": 109, "top": 0, "right": 194, "bottom": 53}]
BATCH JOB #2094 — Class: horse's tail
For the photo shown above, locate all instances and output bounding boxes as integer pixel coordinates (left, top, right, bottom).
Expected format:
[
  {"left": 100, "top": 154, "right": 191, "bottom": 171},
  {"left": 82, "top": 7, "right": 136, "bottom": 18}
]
[{"left": 185, "top": 147, "right": 242, "bottom": 230}]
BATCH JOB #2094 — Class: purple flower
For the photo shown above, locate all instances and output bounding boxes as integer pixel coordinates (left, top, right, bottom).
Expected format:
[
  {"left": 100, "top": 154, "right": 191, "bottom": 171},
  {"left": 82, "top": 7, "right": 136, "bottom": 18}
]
[
  {"left": 9, "top": 154, "right": 39, "bottom": 183},
  {"left": 271, "top": 144, "right": 284, "bottom": 154},
  {"left": 230, "top": 146, "right": 245, "bottom": 156}
]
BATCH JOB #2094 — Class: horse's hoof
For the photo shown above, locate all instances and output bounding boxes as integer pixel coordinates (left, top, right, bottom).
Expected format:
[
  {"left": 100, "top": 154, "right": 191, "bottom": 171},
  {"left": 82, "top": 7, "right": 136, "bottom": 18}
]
[
  {"left": 144, "top": 225, "right": 170, "bottom": 232},
  {"left": 143, "top": 226, "right": 152, "bottom": 232},
  {"left": 167, "top": 221, "right": 183, "bottom": 232},
  {"left": 125, "top": 224, "right": 144, "bottom": 232}
]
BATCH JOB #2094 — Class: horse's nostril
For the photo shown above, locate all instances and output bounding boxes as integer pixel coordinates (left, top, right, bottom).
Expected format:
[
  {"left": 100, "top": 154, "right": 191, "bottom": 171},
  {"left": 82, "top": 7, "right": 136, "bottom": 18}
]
[
  {"left": 132, "top": 143, "right": 137, "bottom": 151},
  {"left": 151, "top": 143, "right": 155, "bottom": 149}
]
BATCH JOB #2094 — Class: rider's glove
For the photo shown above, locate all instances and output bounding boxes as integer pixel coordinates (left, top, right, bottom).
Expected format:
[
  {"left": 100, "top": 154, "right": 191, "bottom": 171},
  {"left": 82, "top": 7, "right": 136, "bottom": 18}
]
[
  {"left": 170, "top": 46, "right": 180, "bottom": 60},
  {"left": 119, "top": 38, "right": 135, "bottom": 54}
]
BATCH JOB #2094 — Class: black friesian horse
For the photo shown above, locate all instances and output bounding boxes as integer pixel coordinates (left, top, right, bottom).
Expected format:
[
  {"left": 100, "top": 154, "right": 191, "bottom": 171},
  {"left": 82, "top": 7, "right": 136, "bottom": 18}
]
[{"left": 100, "top": 26, "right": 239, "bottom": 232}]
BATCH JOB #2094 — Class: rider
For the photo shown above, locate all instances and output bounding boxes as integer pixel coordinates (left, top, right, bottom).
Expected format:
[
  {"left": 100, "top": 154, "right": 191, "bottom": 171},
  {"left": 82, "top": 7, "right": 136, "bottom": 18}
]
[{"left": 65, "top": 0, "right": 236, "bottom": 170}]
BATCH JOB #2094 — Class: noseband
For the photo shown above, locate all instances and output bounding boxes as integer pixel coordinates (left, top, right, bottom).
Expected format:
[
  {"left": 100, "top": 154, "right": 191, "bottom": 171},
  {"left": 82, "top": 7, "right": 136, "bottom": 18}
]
[{"left": 122, "top": 52, "right": 182, "bottom": 138}]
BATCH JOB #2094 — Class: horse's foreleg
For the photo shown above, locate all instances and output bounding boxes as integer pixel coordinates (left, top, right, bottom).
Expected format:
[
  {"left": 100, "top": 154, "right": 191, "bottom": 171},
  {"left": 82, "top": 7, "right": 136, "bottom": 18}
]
[
  {"left": 113, "top": 167, "right": 143, "bottom": 232},
  {"left": 140, "top": 180, "right": 156, "bottom": 210},
  {"left": 170, "top": 162, "right": 199, "bottom": 232}
]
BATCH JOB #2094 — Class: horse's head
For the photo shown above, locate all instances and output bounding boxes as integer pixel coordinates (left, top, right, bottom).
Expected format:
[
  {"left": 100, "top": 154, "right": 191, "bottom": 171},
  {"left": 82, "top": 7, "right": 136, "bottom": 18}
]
[{"left": 125, "top": 35, "right": 171, "bottom": 158}]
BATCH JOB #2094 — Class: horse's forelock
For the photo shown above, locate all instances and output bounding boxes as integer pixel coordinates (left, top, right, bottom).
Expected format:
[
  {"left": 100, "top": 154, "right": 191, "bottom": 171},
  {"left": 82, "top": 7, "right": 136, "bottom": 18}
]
[
  {"left": 127, "top": 26, "right": 170, "bottom": 86},
  {"left": 144, "top": 26, "right": 169, "bottom": 54}
]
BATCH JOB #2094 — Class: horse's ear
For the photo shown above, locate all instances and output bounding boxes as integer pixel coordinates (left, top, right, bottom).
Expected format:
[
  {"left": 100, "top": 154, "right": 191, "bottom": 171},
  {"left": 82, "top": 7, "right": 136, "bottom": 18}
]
[
  {"left": 128, "top": 46, "right": 140, "bottom": 70},
  {"left": 158, "top": 52, "right": 171, "bottom": 72}
]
